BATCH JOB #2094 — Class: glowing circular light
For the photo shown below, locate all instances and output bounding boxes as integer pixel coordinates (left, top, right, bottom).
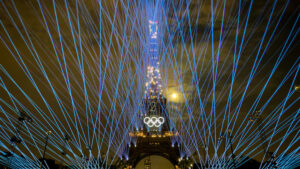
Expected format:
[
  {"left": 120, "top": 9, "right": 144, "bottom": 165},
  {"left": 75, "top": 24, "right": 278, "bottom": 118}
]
[{"left": 171, "top": 93, "right": 178, "bottom": 99}]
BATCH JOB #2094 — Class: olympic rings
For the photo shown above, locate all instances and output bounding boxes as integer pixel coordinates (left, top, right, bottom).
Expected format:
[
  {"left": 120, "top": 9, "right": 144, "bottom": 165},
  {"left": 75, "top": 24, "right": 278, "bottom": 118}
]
[{"left": 144, "top": 116, "right": 165, "bottom": 128}]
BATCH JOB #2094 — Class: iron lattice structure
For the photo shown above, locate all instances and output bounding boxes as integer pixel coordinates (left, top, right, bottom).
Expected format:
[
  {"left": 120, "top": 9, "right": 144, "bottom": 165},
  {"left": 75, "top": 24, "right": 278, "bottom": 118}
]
[{"left": 125, "top": 11, "right": 181, "bottom": 168}]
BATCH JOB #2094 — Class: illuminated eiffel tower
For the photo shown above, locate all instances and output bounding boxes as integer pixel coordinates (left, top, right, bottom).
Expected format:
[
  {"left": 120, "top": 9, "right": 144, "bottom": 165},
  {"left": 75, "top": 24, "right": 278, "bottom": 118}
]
[
  {"left": 125, "top": 11, "right": 181, "bottom": 169},
  {"left": 141, "top": 19, "right": 169, "bottom": 133}
]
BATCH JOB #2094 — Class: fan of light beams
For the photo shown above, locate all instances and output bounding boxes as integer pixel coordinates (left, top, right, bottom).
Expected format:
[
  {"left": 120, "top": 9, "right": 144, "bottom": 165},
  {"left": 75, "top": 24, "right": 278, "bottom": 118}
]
[{"left": 0, "top": 0, "right": 299, "bottom": 168}]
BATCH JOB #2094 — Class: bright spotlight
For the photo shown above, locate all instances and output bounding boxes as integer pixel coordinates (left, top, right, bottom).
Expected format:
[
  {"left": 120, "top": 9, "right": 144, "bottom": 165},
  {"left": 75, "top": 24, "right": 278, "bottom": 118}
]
[{"left": 171, "top": 93, "right": 178, "bottom": 99}]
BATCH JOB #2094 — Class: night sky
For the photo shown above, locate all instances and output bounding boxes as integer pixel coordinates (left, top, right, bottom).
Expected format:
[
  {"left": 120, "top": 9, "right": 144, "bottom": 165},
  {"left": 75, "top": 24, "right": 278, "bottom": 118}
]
[{"left": 0, "top": 0, "right": 299, "bottom": 168}]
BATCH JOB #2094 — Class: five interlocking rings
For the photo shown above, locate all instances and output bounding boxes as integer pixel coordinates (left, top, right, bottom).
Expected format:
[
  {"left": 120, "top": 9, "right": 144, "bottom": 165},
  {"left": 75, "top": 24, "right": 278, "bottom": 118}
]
[{"left": 144, "top": 116, "right": 165, "bottom": 127}]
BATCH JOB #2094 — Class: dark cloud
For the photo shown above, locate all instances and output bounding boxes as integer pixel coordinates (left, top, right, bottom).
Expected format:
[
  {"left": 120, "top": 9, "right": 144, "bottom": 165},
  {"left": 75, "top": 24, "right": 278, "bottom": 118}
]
[{"left": 0, "top": 0, "right": 299, "bottom": 166}]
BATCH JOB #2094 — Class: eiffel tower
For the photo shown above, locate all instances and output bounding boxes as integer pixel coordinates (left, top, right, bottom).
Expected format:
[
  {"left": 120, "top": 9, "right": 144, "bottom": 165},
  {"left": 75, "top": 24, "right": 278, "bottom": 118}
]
[{"left": 125, "top": 10, "right": 181, "bottom": 169}]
